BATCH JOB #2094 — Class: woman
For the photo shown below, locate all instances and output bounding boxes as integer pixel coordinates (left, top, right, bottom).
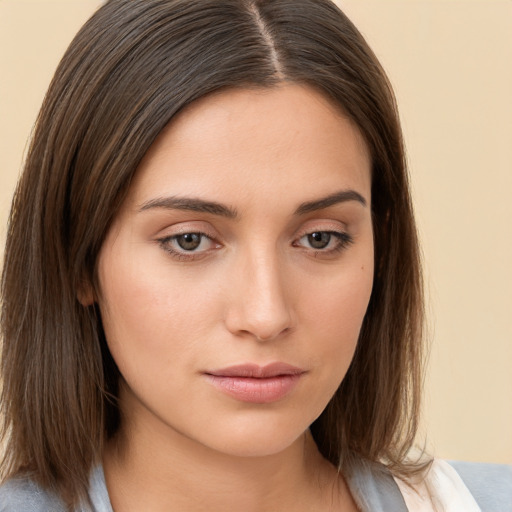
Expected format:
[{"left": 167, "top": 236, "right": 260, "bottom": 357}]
[{"left": 0, "top": 0, "right": 508, "bottom": 510}]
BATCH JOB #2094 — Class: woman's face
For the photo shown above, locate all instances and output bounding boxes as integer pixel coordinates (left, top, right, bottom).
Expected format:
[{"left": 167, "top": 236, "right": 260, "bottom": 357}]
[{"left": 96, "top": 84, "right": 374, "bottom": 457}]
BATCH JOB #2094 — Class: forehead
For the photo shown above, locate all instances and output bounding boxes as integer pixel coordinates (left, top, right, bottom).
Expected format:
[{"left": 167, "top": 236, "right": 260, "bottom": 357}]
[{"left": 128, "top": 84, "right": 371, "bottom": 209}]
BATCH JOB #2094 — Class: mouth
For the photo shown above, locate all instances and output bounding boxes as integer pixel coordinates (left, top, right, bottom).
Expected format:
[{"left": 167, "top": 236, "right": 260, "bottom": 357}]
[{"left": 204, "top": 363, "right": 306, "bottom": 404}]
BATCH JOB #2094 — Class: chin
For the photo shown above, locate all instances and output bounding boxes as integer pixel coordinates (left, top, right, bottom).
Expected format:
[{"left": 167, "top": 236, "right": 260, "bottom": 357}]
[
  {"left": 190, "top": 411, "right": 317, "bottom": 459},
  {"left": 210, "top": 433, "right": 307, "bottom": 459}
]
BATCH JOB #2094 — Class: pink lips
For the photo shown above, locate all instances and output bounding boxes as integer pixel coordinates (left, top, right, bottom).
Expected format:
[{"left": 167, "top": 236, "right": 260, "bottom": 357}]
[{"left": 204, "top": 363, "right": 305, "bottom": 404}]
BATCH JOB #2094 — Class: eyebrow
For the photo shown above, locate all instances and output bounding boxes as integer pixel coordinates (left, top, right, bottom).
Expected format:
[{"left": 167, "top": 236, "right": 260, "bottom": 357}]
[
  {"left": 138, "top": 189, "right": 367, "bottom": 218},
  {"left": 139, "top": 196, "right": 238, "bottom": 218},
  {"left": 294, "top": 189, "right": 367, "bottom": 215}
]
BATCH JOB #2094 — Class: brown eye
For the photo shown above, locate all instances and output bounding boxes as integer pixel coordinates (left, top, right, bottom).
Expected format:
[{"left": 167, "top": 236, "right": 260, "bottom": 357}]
[
  {"left": 158, "top": 231, "right": 219, "bottom": 260},
  {"left": 307, "top": 232, "right": 331, "bottom": 249},
  {"left": 176, "top": 233, "right": 202, "bottom": 251},
  {"left": 294, "top": 230, "right": 353, "bottom": 254}
]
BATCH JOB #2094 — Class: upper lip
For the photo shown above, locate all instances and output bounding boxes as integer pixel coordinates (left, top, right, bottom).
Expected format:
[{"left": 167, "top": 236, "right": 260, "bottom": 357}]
[{"left": 205, "top": 362, "right": 305, "bottom": 378}]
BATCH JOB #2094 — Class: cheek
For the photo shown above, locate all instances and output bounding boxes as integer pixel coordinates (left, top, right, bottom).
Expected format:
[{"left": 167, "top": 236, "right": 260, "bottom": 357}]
[
  {"left": 298, "top": 254, "right": 374, "bottom": 372},
  {"left": 278, "top": 257, "right": 374, "bottom": 428},
  {"left": 96, "top": 247, "right": 219, "bottom": 384},
  {"left": 305, "top": 251, "right": 373, "bottom": 323}
]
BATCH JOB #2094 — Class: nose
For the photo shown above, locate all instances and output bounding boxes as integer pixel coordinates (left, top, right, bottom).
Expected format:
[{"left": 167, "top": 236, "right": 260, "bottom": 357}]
[{"left": 224, "top": 249, "right": 294, "bottom": 342}]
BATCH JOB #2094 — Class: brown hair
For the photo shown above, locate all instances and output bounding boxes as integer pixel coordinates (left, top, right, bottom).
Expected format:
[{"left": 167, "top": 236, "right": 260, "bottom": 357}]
[{"left": 1, "top": 0, "right": 424, "bottom": 506}]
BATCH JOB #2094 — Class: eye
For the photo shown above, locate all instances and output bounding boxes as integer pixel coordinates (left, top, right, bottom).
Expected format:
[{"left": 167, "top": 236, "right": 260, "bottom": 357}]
[
  {"left": 158, "top": 232, "right": 217, "bottom": 259},
  {"left": 305, "top": 232, "right": 332, "bottom": 249},
  {"left": 295, "top": 231, "right": 353, "bottom": 253},
  {"left": 175, "top": 233, "right": 203, "bottom": 251}
]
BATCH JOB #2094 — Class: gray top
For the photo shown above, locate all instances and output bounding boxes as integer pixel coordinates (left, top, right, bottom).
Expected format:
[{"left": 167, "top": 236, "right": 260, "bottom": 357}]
[
  {"left": 1, "top": 460, "right": 511, "bottom": 511},
  {"left": 449, "top": 460, "right": 512, "bottom": 512},
  {"left": 0, "top": 465, "right": 110, "bottom": 512}
]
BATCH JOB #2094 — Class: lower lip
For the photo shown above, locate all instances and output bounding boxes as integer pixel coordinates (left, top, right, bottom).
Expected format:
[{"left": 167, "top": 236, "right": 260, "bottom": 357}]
[{"left": 205, "top": 374, "right": 302, "bottom": 403}]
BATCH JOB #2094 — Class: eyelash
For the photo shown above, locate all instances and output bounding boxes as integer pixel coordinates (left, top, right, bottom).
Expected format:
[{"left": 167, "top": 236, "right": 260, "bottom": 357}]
[
  {"left": 294, "top": 231, "right": 354, "bottom": 256},
  {"left": 157, "top": 230, "right": 353, "bottom": 261},
  {"left": 158, "top": 232, "right": 217, "bottom": 261}
]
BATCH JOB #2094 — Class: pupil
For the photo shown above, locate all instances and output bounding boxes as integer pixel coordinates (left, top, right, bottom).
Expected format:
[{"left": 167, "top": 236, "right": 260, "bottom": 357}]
[
  {"left": 177, "top": 233, "right": 201, "bottom": 251},
  {"left": 308, "top": 232, "right": 330, "bottom": 249}
]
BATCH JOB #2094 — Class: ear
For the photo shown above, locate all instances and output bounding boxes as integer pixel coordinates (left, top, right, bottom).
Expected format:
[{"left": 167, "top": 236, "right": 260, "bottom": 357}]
[{"left": 77, "top": 279, "right": 95, "bottom": 306}]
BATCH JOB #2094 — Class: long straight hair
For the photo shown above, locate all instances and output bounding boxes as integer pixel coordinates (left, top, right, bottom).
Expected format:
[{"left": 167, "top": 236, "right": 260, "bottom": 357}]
[{"left": 1, "top": 0, "right": 424, "bottom": 506}]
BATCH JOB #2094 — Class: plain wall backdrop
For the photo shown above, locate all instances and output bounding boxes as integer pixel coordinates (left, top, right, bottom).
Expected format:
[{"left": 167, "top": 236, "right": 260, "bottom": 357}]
[{"left": 1, "top": 0, "right": 511, "bottom": 464}]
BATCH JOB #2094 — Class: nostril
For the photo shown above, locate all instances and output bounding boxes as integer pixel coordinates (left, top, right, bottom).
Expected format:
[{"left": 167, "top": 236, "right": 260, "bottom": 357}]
[{"left": 254, "top": 326, "right": 291, "bottom": 342}]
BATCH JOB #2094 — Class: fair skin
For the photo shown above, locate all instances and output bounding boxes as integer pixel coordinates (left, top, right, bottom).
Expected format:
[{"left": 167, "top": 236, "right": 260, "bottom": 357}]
[{"left": 93, "top": 84, "right": 373, "bottom": 511}]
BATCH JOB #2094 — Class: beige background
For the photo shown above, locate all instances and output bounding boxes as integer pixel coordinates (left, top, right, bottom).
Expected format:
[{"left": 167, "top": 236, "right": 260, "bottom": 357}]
[{"left": 1, "top": 1, "right": 511, "bottom": 464}]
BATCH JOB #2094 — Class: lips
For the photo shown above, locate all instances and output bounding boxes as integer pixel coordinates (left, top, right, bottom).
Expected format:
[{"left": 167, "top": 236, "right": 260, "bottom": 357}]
[
  {"left": 206, "top": 362, "right": 304, "bottom": 378},
  {"left": 204, "top": 363, "right": 305, "bottom": 403}
]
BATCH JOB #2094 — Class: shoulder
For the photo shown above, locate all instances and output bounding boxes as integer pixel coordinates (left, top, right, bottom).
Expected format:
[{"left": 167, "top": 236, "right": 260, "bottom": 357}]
[
  {"left": 448, "top": 460, "right": 512, "bottom": 512},
  {"left": 395, "top": 459, "right": 512, "bottom": 512},
  {"left": 0, "top": 475, "right": 66, "bottom": 512},
  {"left": 345, "top": 458, "right": 409, "bottom": 511},
  {"left": 0, "top": 466, "right": 112, "bottom": 512}
]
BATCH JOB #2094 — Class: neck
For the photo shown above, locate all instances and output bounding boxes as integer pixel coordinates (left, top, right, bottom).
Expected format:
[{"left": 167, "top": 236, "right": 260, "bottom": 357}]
[{"left": 103, "top": 402, "right": 348, "bottom": 511}]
